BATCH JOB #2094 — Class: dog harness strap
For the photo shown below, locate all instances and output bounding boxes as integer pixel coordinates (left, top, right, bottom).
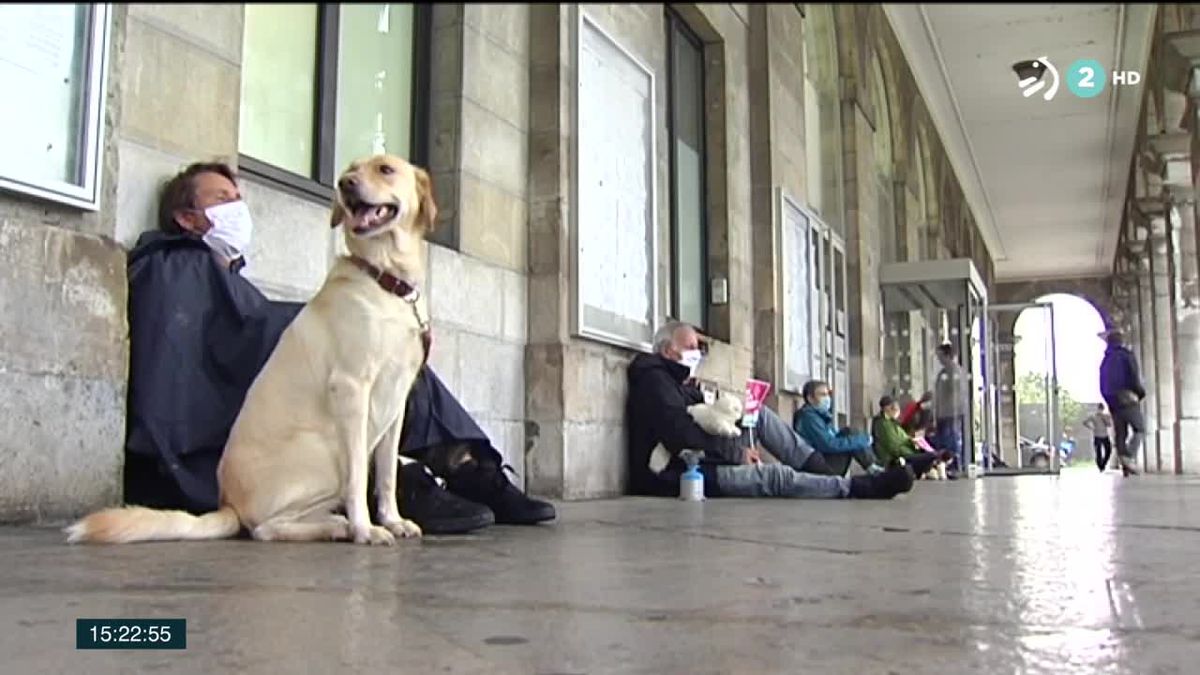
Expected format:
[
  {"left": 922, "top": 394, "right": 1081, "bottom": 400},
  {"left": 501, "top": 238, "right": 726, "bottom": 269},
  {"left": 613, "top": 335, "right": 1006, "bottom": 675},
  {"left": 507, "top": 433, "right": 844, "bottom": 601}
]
[{"left": 348, "top": 255, "right": 432, "bottom": 364}]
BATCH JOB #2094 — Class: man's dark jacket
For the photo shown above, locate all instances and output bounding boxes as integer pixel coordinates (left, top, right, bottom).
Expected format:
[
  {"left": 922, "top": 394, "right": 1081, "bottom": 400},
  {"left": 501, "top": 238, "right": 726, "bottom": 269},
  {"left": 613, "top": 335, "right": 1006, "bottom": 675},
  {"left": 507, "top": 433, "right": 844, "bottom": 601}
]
[
  {"left": 1099, "top": 343, "right": 1146, "bottom": 409},
  {"left": 625, "top": 353, "right": 743, "bottom": 497},
  {"left": 124, "top": 231, "right": 494, "bottom": 513}
]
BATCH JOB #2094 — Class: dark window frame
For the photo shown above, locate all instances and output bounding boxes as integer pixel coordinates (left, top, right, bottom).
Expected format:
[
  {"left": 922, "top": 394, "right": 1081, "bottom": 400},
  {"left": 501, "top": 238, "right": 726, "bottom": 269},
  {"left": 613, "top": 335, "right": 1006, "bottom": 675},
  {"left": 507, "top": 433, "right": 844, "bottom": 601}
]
[
  {"left": 238, "top": 4, "right": 432, "bottom": 204},
  {"left": 665, "top": 8, "right": 711, "bottom": 332}
]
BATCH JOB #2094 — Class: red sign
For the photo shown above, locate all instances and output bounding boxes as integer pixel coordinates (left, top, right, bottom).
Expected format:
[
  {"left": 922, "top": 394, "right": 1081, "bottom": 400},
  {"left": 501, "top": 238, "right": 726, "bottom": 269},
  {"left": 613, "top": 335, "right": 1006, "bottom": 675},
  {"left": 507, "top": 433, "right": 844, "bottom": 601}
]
[{"left": 742, "top": 378, "right": 772, "bottom": 426}]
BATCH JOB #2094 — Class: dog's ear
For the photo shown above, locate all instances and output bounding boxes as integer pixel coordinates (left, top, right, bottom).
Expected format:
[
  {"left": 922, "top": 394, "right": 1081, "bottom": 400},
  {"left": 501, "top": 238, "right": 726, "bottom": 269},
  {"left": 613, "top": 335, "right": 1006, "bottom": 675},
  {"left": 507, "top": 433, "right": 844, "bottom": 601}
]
[
  {"left": 330, "top": 199, "right": 346, "bottom": 229},
  {"left": 414, "top": 167, "right": 438, "bottom": 232}
]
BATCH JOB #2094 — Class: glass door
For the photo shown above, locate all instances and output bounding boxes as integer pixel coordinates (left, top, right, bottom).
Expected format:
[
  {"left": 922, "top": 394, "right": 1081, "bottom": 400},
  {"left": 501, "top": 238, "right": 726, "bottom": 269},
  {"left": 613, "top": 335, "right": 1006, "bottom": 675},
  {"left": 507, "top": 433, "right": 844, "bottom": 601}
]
[{"left": 986, "top": 302, "right": 1059, "bottom": 473}]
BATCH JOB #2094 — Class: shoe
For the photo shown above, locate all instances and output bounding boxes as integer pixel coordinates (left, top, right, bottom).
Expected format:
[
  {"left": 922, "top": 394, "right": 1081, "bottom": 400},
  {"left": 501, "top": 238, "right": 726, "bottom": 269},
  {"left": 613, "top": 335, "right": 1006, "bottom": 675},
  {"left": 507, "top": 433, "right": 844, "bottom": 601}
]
[
  {"left": 1121, "top": 464, "right": 1139, "bottom": 477},
  {"left": 398, "top": 462, "right": 495, "bottom": 535},
  {"left": 848, "top": 465, "right": 915, "bottom": 499},
  {"left": 445, "top": 458, "right": 557, "bottom": 525}
]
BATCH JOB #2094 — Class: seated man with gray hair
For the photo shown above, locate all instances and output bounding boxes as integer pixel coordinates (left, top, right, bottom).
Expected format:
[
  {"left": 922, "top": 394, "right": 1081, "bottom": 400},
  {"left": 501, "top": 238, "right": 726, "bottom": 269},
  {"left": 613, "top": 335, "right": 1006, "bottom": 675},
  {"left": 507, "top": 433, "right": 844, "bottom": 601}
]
[{"left": 626, "top": 321, "right": 914, "bottom": 500}]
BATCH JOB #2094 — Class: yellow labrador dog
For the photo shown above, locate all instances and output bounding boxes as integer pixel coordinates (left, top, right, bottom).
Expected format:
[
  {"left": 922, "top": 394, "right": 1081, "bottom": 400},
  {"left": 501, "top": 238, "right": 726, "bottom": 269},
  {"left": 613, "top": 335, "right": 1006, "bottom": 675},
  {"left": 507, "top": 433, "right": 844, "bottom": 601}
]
[{"left": 67, "top": 154, "right": 436, "bottom": 545}]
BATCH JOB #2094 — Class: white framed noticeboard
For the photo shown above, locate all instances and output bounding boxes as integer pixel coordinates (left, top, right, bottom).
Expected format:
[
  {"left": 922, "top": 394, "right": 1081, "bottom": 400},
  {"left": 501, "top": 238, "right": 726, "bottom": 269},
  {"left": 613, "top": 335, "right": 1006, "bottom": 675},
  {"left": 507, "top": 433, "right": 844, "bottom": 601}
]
[
  {"left": 779, "top": 189, "right": 813, "bottom": 394},
  {"left": 569, "top": 8, "right": 659, "bottom": 352},
  {"left": 0, "top": 4, "right": 111, "bottom": 210}
]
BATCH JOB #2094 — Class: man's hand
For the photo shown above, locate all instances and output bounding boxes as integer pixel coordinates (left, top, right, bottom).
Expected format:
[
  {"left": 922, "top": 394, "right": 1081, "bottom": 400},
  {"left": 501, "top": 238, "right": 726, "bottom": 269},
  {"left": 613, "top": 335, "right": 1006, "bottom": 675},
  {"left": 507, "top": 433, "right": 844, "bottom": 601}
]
[{"left": 745, "top": 446, "right": 763, "bottom": 465}]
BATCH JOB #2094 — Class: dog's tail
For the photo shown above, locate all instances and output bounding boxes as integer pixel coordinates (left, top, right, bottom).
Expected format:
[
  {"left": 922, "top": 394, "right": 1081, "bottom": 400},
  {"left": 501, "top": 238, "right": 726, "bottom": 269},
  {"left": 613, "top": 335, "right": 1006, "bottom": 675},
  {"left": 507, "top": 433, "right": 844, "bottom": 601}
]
[{"left": 64, "top": 505, "right": 241, "bottom": 544}]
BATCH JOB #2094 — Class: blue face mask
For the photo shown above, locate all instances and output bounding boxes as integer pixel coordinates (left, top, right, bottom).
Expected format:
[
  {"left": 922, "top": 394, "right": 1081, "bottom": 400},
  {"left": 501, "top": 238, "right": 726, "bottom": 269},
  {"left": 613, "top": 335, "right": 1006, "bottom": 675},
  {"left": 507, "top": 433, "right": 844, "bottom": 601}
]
[{"left": 817, "top": 396, "right": 832, "bottom": 412}]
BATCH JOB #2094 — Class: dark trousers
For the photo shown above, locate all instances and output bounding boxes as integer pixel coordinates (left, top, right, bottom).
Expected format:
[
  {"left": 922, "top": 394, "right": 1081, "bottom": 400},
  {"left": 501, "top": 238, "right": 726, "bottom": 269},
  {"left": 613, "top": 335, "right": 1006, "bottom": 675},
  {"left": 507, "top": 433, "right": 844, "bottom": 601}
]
[
  {"left": 800, "top": 449, "right": 878, "bottom": 476},
  {"left": 1093, "top": 437, "right": 1112, "bottom": 471},
  {"left": 1110, "top": 404, "right": 1145, "bottom": 462},
  {"left": 934, "top": 416, "right": 965, "bottom": 469},
  {"left": 801, "top": 449, "right": 878, "bottom": 477},
  {"left": 892, "top": 452, "right": 938, "bottom": 478}
]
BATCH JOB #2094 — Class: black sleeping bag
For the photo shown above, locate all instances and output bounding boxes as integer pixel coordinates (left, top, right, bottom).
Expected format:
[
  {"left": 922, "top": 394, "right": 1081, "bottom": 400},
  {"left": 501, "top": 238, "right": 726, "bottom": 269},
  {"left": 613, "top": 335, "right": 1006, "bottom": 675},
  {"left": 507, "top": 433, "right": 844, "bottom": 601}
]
[{"left": 123, "top": 231, "right": 495, "bottom": 513}]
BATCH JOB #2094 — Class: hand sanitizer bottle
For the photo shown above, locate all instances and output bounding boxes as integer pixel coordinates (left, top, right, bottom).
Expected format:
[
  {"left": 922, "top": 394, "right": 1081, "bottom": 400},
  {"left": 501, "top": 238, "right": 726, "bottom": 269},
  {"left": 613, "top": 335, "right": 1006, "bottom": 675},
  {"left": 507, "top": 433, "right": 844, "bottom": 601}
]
[{"left": 679, "top": 450, "right": 705, "bottom": 502}]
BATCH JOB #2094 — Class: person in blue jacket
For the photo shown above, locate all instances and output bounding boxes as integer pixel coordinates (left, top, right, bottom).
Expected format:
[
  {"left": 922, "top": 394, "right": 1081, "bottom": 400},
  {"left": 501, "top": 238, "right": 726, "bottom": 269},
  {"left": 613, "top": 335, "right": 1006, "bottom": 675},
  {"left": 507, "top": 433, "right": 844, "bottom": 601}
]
[
  {"left": 793, "top": 380, "right": 885, "bottom": 476},
  {"left": 1098, "top": 327, "right": 1145, "bottom": 476}
]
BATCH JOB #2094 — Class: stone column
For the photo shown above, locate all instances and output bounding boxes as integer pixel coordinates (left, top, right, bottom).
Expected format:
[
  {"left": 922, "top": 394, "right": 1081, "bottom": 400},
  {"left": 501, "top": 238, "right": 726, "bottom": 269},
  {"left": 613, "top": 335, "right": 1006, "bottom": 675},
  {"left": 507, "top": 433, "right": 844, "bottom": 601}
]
[
  {"left": 524, "top": 4, "right": 570, "bottom": 498},
  {"left": 1149, "top": 223, "right": 1180, "bottom": 473},
  {"left": 1132, "top": 241, "right": 1160, "bottom": 471},
  {"left": 1172, "top": 199, "right": 1200, "bottom": 473}
]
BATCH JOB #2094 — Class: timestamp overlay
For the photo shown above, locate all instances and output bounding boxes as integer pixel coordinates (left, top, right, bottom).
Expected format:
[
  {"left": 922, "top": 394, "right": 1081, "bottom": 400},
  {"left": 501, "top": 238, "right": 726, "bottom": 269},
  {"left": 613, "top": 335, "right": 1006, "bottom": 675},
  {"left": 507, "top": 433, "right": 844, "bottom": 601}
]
[{"left": 76, "top": 619, "right": 187, "bottom": 650}]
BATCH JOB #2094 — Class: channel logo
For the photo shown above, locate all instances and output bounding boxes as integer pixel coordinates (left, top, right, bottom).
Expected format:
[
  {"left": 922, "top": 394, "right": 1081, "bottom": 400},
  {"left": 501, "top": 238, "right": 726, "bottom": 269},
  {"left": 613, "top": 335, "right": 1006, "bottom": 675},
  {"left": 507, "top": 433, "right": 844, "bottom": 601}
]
[
  {"left": 1013, "top": 57, "right": 1059, "bottom": 101},
  {"left": 1066, "top": 59, "right": 1107, "bottom": 98},
  {"left": 1014, "top": 56, "right": 1142, "bottom": 101}
]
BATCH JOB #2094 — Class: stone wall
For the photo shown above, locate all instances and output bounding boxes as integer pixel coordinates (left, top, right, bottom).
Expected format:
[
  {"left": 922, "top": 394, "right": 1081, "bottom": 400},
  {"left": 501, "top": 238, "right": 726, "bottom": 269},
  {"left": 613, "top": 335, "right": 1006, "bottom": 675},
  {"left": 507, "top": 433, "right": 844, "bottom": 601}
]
[
  {"left": 1, "top": 4, "right": 1017, "bottom": 519},
  {"left": 238, "top": 5, "right": 536, "bottom": 484},
  {"left": 524, "top": 4, "right": 758, "bottom": 499}
]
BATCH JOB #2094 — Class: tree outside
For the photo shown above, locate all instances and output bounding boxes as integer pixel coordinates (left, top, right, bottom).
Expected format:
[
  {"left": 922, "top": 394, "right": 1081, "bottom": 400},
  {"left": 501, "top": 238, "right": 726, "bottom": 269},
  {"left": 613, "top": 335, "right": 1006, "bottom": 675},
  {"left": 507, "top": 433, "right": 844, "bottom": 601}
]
[{"left": 1015, "top": 372, "right": 1093, "bottom": 465}]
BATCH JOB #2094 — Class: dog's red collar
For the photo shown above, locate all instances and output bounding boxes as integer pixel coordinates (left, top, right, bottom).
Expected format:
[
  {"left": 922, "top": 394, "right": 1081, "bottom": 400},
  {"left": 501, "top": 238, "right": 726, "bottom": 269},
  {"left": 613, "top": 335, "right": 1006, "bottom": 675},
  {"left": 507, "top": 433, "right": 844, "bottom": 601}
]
[
  {"left": 347, "top": 255, "right": 432, "bottom": 364},
  {"left": 347, "top": 255, "right": 421, "bottom": 302}
]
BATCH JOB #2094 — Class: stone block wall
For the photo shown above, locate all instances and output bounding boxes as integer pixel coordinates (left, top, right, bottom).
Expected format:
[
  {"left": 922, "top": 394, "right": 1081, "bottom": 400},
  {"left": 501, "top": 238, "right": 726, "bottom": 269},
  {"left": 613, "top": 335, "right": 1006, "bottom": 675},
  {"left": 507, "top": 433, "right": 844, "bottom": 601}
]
[
  {"left": 0, "top": 222, "right": 127, "bottom": 522},
  {"left": 1, "top": 4, "right": 1014, "bottom": 519}
]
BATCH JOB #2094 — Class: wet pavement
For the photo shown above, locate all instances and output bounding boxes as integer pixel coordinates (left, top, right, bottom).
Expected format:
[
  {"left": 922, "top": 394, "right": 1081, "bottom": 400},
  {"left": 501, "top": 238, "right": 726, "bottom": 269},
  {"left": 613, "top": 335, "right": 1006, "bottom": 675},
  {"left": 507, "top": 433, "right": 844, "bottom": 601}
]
[{"left": 3, "top": 470, "right": 1200, "bottom": 674}]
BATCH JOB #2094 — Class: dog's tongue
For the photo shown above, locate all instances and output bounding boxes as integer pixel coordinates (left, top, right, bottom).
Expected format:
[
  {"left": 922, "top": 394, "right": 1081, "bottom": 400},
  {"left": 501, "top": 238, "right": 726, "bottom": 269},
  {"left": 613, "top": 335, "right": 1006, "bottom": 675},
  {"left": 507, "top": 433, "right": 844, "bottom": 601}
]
[{"left": 354, "top": 205, "right": 392, "bottom": 232}]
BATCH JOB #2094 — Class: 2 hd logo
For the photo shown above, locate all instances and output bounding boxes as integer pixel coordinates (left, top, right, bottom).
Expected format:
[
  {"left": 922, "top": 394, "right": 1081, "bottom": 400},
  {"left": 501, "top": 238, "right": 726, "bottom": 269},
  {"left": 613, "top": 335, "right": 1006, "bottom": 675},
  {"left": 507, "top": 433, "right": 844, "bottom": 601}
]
[{"left": 1013, "top": 57, "right": 1140, "bottom": 101}]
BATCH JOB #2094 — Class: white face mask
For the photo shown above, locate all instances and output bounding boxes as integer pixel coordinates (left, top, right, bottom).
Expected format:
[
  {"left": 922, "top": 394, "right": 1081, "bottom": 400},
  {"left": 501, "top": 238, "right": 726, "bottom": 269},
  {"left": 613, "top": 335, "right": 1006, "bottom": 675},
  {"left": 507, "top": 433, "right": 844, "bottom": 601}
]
[
  {"left": 201, "top": 200, "right": 254, "bottom": 258},
  {"left": 678, "top": 349, "right": 704, "bottom": 377}
]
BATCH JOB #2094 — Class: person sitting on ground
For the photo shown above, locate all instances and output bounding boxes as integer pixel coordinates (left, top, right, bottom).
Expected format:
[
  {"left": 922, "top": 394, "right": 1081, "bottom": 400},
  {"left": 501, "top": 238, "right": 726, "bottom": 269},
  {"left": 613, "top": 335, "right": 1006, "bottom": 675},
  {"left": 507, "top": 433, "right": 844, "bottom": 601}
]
[
  {"left": 871, "top": 395, "right": 944, "bottom": 478},
  {"left": 123, "top": 161, "right": 555, "bottom": 535},
  {"left": 898, "top": 391, "right": 934, "bottom": 433},
  {"left": 626, "top": 321, "right": 914, "bottom": 500},
  {"left": 792, "top": 381, "right": 885, "bottom": 476}
]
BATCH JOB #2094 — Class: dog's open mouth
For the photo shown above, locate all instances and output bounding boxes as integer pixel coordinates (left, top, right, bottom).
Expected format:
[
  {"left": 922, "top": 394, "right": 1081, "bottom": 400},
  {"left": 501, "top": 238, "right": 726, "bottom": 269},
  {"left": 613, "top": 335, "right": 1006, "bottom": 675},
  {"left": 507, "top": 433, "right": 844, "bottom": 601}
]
[{"left": 342, "top": 195, "right": 400, "bottom": 236}]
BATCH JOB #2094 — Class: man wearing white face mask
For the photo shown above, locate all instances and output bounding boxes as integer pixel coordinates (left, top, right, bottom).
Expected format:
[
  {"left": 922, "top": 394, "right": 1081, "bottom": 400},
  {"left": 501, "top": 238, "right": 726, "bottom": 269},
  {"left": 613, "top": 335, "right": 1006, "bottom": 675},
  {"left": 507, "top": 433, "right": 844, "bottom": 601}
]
[
  {"left": 122, "top": 162, "right": 554, "bottom": 535},
  {"left": 157, "top": 162, "right": 254, "bottom": 271},
  {"left": 626, "top": 321, "right": 914, "bottom": 500}
]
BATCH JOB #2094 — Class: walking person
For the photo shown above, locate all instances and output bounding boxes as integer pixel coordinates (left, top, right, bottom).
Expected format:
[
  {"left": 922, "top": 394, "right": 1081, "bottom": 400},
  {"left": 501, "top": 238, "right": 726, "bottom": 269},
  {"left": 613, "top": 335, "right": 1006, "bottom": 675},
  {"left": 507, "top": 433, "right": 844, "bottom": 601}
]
[
  {"left": 1098, "top": 328, "right": 1146, "bottom": 477},
  {"left": 1082, "top": 403, "right": 1113, "bottom": 472}
]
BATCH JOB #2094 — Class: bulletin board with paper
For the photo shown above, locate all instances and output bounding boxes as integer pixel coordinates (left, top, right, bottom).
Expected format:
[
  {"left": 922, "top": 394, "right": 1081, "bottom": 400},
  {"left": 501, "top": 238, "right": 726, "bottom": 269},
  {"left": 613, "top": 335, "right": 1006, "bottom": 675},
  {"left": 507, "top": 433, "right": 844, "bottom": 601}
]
[
  {"left": 570, "top": 10, "right": 659, "bottom": 352},
  {"left": 779, "top": 190, "right": 814, "bottom": 394},
  {"left": 0, "top": 4, "right": 110, "bottom": 210}
]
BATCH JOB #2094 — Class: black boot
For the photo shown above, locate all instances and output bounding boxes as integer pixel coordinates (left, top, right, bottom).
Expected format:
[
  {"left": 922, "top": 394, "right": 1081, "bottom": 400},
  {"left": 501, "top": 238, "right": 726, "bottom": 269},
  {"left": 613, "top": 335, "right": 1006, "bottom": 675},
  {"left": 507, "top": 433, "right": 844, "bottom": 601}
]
[
  {"left": 397, "top": 462, "right": 494, "bottom": 535},
  {"left": 848, "top": 465, "right": 915, "bottom": 499},
  {"left": 444, "top": 458, "right": 556, "bottom": 525}
]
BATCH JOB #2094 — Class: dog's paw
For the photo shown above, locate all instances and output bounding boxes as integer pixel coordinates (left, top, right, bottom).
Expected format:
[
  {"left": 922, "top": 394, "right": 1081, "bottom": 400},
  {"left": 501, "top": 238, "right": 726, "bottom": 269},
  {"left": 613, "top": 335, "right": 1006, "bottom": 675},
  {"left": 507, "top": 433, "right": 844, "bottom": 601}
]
[
  {"left": 721, "top": 423, "right": 742, "bottom": 438},
  {"left": 383, "top": 518, "right": 422, "bottom": 539},
  {"left": 353, "top": 525, "right": 396, "bottom": 546}
]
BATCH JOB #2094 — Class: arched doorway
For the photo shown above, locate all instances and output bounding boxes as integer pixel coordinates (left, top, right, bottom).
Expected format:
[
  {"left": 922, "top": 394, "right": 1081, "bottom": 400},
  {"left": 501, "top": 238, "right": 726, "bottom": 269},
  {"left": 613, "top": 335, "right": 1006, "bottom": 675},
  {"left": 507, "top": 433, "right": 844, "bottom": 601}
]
[{"left": 1012, "top": 293, "right": 1108, "bottom": 469}]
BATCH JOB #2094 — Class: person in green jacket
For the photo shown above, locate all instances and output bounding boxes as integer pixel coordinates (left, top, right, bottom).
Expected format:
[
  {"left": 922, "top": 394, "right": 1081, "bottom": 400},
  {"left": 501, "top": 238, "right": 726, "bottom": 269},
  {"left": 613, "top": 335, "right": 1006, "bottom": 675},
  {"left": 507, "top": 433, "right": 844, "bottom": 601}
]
[{"left": 871, "top": 396, "right": 941, "bottom": 478}]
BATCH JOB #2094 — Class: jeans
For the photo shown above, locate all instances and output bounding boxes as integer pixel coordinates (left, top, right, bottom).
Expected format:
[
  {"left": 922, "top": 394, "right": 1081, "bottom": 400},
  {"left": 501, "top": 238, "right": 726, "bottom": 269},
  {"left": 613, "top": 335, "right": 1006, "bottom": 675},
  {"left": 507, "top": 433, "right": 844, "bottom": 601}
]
[
  {"left": 935, "top": 416, "right": 965, "bottom": 469},
  {"left": 713, "top": 407, "right": 849, "bottom": 498},
  {"left": 1093, "top": 437, "right": 1112, "bottom": 471},
  {"left": 715, "top": 463, "right": 850, "bottom": 498},
  {"left": 746, "top": 406, "right": 818, "bottom": 469},
  {"left": 1111, "top": 404, "right": 1145, "bottom": 462}
]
